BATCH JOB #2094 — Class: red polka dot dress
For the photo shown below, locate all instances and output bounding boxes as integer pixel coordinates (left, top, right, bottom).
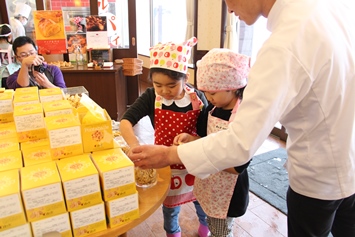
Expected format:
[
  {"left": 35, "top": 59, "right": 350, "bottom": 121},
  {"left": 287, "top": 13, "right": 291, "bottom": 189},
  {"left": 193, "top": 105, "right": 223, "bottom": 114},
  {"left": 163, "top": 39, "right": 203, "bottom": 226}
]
[{"left": 154, "top": 86, "right": 203, "bottom": 207}]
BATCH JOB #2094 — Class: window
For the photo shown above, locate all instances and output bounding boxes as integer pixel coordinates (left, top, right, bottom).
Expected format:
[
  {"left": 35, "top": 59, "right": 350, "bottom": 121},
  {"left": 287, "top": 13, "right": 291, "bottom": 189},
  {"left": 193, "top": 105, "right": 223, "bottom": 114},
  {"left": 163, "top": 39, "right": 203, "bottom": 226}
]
[
  {"left": 238, "top": 17, "right": 271, "bottom": 65},
  {"left": 238, "top": 17, "right": 287, "bottom": 140},
  {"left": 136, "top": 0, "right": 190, "bottom": 56}
]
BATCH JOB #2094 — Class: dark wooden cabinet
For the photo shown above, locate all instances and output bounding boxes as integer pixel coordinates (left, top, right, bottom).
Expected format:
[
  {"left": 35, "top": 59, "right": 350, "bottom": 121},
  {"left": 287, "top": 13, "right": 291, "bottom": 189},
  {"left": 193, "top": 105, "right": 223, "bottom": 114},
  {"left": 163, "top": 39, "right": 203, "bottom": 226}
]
[{"left": 61, "top": 65, "right": 127, "bottom": 121}]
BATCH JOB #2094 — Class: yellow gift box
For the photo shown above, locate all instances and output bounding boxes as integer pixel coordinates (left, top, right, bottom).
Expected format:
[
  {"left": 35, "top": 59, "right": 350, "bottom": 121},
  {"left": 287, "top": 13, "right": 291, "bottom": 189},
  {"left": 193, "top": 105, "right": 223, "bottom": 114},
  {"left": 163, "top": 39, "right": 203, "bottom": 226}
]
[
  {"left": 91, "top": 148, "right": 136, "bottom": 201},
  {"left": 20, "top": 161, "right": 66, "bottom": 222},
  {"left": 13, "top": 103, "right": 47, "bottom": 143},
  {"left": 22, "top": 145, "right": 52, "bottom": 167},
  {"left": 0, "top": 90, "right": 14, "bottom": 123},
  {"left": 70, "top": 202, "right": 107, "bottom": 237},
  {"left": 0, "top": 150, "right": 22, "bottom": 172},
  {"left": 56, "top": 154, "right": 102, "bottom": 212},
  {"left": 20, "top": 138, "right": 50, "bottom": 150},
  {"left": 0, "top": 122, "right": 17, "bottom": 140},
  {"left": 0, "top": 223, "right": 32, "bottom": 237},
  {"left": 44, "top": 114, "right": 83, "bottom": 160},
  {"left": 105, "top": 192, "right": 139, "bottom": 228},
  {"left": 73, "top": 94, "right": 94, "bottom": 120},
  {"left": 31, "top": 212, "right": 72, "bottom": 237},
  {"left": 13, "top": 93, "right": 40, "bottom": 106},
  {"left": 81, "top": 109, "right": 113, "bottom": 153},
  {"left": 0, "top": 137, "right": 19, "bottom": 155},
  {"left": 0, "top": 169, "right": 27, "bottom": 232},
  {"left": 14, "top": 86, "right": 38, "bottom": 95},
  {"left": 39, "top": 88, "right": 64, "bottom": 103},
  {"left": 42, "top": 100, "right": 74, "bottom": 117}
]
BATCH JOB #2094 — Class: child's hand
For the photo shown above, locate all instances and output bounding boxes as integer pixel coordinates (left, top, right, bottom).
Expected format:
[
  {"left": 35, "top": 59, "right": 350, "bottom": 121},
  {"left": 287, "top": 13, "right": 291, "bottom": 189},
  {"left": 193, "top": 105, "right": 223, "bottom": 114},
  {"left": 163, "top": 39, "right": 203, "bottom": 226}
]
[{"left": 173, "top": 133, "right": 199, "bottom": 145}]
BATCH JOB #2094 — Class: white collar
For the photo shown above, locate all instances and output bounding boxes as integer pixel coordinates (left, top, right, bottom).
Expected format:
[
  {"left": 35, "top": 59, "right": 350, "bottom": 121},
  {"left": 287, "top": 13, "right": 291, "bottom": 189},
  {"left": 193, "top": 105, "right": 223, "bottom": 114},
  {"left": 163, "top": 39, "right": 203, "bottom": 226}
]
[{"left": 161, "top": 92, "right": 191, "bottom": 107}]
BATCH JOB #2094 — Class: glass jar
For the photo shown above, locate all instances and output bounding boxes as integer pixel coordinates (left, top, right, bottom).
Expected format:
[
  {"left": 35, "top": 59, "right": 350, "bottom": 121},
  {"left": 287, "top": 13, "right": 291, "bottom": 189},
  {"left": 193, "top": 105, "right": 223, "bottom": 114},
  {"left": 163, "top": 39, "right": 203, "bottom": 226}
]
[
  {"left": 75, "top": 50, "right": 84, "bottom": 66},
  {"left": 135, "top": 167, "right": 157, "bottom": 188}
]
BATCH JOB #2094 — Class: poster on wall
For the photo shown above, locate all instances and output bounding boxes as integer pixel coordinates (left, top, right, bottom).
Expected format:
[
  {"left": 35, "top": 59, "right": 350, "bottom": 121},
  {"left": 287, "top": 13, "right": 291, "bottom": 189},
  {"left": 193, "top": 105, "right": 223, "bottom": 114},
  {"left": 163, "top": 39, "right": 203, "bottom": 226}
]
[
  {"left": 33, "top": 10, "right": 67, "bottom": 54},
  {"left": 85, "top": 15, "right": 109, "bottom": 49},
  {"left": 67, "top": 33, "right": 87, "bottom": 54},
  {"left": 98, "top": 0, "right": 121, "bottom": 47}
]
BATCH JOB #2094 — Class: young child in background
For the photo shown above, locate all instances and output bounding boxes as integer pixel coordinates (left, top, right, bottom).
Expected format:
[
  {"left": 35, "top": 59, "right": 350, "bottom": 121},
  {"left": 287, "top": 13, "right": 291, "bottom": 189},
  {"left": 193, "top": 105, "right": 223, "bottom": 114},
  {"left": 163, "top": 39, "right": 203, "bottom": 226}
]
[
  {"left": 120, "top": 37, "right": 209, "bottom": 237},
  {"left": 174, "top": 48, "right": 251, "bottom": 237},
  {"left": 0, "top": 24, "right": 14, "bottom": 88}
]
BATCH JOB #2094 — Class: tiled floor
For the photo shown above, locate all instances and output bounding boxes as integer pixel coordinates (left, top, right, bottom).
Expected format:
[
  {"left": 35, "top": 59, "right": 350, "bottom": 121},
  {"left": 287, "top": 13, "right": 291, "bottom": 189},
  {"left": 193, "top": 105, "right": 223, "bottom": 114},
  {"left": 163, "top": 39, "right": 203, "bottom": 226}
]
[{"left": 127, "top": 116, "right": 287, "bottom": 237}]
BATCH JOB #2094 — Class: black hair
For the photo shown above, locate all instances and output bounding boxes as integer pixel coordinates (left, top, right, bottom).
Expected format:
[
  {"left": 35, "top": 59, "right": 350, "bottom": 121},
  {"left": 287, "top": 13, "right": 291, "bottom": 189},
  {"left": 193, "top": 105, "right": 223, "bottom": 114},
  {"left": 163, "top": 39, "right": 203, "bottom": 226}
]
[
  {"left": 12, "top": 36, "right": 37, "bottom": 55},
  {"left": 148, "top": 68, "right": 187, "bottom": 82},
  {"left": 0, "top": 24, "right": 12, "bottom": 43},
  {"left": 236, "top": 85, "right": 246, "bottom": 100}
]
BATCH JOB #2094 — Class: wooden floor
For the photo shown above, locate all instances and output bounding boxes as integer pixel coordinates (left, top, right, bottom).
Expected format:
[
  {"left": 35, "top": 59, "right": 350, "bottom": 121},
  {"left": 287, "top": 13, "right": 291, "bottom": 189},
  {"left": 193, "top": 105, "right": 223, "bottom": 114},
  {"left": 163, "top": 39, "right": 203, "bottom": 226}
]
[{"left": 127, "top": 116, "right": 287, "bottom": 237}]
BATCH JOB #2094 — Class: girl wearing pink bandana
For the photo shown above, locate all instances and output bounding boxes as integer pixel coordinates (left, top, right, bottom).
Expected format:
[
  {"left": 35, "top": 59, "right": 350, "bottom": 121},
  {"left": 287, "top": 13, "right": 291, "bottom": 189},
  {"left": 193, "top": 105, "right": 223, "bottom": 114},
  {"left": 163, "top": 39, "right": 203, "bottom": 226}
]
[
  {"left": 120, "top": 37, "right": 209, "bottom": 237},
  {"left": 174, "top": 48, "right": 251, "bottom": 237}
]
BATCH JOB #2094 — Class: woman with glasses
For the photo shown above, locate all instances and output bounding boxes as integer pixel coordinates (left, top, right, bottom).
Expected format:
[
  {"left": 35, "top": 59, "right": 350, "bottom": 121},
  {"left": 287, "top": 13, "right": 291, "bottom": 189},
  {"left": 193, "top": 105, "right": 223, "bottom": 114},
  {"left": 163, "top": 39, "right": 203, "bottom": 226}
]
[{"left": 7, "top": 36, "right": 66, "bottom": 89}]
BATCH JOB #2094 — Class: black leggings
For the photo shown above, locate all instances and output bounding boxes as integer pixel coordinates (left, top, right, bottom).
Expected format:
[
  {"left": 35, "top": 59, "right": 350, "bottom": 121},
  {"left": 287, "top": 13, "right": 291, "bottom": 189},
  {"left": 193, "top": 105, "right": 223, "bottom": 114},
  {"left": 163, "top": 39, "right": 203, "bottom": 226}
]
[{"left": 287, "top": 187, "right": 355, "bottom": 237}]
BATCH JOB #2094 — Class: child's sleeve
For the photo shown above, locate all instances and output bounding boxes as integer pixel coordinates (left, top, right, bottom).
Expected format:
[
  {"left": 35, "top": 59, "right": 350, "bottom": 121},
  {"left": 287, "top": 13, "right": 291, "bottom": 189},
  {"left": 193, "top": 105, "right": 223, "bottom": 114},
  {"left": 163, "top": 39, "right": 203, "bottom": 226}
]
[
  {"left": 120, "top": 88, "right": 155, "bottom": 127},
  {"left": 195, "top": 89, "right": 210, "bottom": 137}
]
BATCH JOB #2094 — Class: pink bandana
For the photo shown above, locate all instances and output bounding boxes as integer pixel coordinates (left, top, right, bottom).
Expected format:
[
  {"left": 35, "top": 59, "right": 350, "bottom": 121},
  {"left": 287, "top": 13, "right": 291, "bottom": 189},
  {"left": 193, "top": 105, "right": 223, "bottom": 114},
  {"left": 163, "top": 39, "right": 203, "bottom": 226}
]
[
  {"left": 149, "top": 37, "right": 198, "bottom": 74},
  {"left": 197, "top": 48, "right": 250, "bottom": 92}
]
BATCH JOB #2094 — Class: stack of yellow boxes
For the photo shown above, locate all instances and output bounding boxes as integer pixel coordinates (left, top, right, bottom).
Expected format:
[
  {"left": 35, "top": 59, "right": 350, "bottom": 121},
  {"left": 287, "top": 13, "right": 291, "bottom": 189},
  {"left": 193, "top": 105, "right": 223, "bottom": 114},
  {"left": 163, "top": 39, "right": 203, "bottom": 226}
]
[
  {"left": 13, "top": 87, "right": 47, "bottom": 143},
  {"left": 0, "top": 169, "right": 30, "bottom": 236},
  {"left": 20, "top": 161, "right": 70, "bottom": 237},
  {"left": 0, "top": 87, "right": 138, "bottom": 237},
  {"left": 42, "top": 100, "right": 74, "bottom": 117},
  {"left": 21, "top": 138, "right": 52, "bottom": 167},
  {"left": 57, "top": 154, "right": 106, "bottom": 236},
  {"left": 91, "top": 148, "right": 139, "bottom": 228},
  {"left": 39, "top": 87, "right": 64, "bottom": 103},
  {"left": 0, "top": 122, "right": 22, "bottom": 172},
  {"left": 44, "top": 113, "right": 83, "bottom": 160},
  {"left": 13, "top": 87, "right": 40, "bottom": 106},
  {"left": 0, "top": 89, "right": 14, "bottom": 123}
]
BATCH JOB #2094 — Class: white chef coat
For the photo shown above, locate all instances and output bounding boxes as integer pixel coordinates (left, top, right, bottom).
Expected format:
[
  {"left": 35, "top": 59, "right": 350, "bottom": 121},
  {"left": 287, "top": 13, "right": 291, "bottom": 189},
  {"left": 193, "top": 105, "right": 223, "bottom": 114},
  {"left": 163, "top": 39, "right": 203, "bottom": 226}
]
[
  {"left": 10, "top": 18, "right": 26, "bottom": 40},
  {"left": 178, "top": 0, "right": 355, "bottom": 200}
]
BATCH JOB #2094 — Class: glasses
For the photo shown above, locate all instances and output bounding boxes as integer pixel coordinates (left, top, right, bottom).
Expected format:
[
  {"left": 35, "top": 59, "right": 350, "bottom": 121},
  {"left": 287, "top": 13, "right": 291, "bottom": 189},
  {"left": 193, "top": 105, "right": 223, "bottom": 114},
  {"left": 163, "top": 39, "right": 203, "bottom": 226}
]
[{"left": 17, "top": 50, "right": 37, "bottom": 59}]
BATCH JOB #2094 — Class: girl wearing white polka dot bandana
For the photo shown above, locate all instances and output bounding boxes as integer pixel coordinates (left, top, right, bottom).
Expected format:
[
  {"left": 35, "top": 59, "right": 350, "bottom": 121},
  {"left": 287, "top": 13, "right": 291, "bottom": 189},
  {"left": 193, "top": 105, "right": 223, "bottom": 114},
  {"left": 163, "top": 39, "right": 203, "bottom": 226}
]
[
  {"left": 120, "top": 37, "right": 209, "bottom": 237},
  {"left": 174, "top": 48, "right": 251, "bottom": 237}
]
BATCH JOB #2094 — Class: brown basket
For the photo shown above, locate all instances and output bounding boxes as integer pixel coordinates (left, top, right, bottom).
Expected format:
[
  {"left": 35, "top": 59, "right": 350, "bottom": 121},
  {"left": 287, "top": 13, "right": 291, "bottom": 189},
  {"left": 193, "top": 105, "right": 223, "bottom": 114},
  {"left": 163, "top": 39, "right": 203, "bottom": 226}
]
[
  {"left": 123, "top": 69, "right": 143, "bottom": 76},
  {"left": 122, "top": 58, "right": 143, "bottom": 64},
  {"left": 122, "top": 63, "right": 143, "bottom": 70}
]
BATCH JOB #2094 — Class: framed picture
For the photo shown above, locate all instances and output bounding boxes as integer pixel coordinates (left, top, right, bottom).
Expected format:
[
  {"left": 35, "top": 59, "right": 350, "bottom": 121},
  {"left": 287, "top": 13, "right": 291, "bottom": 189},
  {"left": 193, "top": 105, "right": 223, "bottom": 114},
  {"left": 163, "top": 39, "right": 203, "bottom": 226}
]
[
  {"left": 87, "top": 48, "right": 112, "bottom": 63},
  {"left": 67, "top": 33, "right": 87, "bottom": 53}
]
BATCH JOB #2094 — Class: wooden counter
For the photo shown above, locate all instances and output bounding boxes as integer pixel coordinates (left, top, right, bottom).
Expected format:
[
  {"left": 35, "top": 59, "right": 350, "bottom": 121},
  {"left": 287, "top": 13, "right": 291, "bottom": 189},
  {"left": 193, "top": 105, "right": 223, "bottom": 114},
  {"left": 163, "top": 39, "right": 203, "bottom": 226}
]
[
  {"left": 61, "top": 65, "right": 127, "bottom": 120},
  {"left": 90, "top": 167, "right": 171, "bottom": 237}
]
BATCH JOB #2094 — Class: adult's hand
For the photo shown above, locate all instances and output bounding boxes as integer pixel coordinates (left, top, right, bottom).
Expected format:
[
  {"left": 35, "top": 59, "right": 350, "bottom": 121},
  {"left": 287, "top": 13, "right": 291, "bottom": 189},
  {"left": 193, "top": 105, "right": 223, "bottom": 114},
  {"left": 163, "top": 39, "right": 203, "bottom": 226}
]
[
  {"left": 173, "top": 133, "right": 199, "bottom": 146},
  {"left": 128, "top": 144, "right": 182, "bottom": 169},
  {"left": 32, "top": 71, "right": 56, "bottom": 88},
  {"left": 22, "top": 54, "right": 44, "bottom": 67}
]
